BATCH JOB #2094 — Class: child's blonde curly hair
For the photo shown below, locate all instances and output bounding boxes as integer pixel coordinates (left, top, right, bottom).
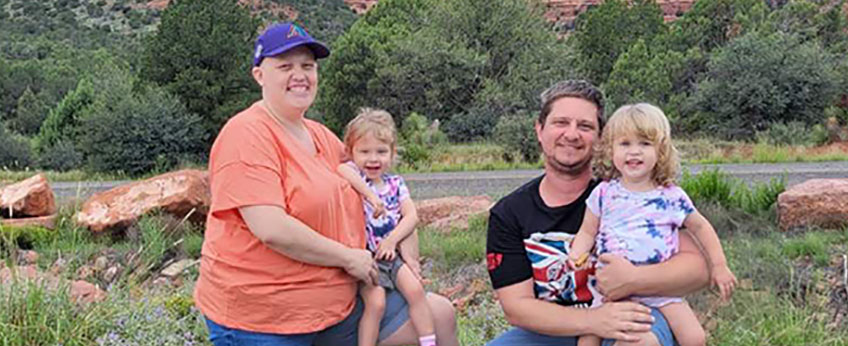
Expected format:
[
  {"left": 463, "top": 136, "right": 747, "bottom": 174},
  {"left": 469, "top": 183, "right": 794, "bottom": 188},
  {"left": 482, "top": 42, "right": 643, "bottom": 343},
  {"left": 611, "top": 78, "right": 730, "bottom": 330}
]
[
  {"left": 342, "top": 107, "right": 398, "bottom": 156},
  {"left": 593, "top": 103, "right": 680, "bottom": 186}
]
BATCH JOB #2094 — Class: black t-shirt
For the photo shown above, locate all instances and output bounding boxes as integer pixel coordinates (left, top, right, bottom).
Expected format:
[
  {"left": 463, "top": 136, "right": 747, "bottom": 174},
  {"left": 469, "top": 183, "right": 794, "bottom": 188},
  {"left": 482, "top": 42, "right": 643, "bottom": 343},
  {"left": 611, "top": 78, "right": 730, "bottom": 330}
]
[{"left": 486, "top": 175, "right": 600, "bottom": 301}]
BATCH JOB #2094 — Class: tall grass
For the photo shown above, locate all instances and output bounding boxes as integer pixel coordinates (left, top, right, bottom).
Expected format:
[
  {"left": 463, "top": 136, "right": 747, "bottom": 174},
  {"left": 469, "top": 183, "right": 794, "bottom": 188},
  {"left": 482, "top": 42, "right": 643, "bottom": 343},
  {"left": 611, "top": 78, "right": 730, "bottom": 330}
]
[{"left": 680, "top": 169, "right": 785, "bottom": 215}]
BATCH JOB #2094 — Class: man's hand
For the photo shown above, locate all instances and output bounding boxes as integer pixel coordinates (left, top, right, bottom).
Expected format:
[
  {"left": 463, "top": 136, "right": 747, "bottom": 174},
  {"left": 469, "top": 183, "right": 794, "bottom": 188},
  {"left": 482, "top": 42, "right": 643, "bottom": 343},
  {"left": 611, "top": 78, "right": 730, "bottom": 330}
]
[
  {"left": 344, "top": 248, "right": 378, "bottom": 285},
  {"left": 712, "top": 264, "right": 737, "bottom": 301},
  {"left": 376, "top": 239, "right": 398, "bottom": 261},
  {"left": 588, "top": 301, "right": 655, "bottom": 342},
  {"left": 595, "top": 254, "right": 638, "bottom": 300}
]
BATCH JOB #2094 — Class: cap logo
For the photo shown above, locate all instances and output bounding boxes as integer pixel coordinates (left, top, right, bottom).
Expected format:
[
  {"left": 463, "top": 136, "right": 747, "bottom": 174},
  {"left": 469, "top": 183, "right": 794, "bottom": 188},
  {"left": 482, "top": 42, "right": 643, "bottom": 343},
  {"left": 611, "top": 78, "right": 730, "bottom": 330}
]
[
  {"left": 254, "top": 44, "right": 263, "bottom": 59},
  {"left": 287, "top": 25, "right": 307, "bottom": 39}
]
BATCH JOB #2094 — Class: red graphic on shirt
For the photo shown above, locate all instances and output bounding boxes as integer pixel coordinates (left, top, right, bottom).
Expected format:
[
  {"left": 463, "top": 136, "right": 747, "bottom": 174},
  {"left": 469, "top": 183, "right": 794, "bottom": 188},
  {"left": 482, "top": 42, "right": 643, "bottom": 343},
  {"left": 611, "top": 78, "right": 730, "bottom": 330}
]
[{"left": 487, "top": 253, "right": 503, "bottom": 271}]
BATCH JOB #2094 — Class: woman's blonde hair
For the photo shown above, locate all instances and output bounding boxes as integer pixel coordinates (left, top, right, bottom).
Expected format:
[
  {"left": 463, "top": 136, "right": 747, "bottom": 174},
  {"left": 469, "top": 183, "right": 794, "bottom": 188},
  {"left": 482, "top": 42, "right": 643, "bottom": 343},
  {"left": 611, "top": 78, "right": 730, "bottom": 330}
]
[
  {"left": 342, "top": 107, "right": 398, "bottom": 155},
  {"left": 593, "top": 103, "right": 680, "bottom": 186}
]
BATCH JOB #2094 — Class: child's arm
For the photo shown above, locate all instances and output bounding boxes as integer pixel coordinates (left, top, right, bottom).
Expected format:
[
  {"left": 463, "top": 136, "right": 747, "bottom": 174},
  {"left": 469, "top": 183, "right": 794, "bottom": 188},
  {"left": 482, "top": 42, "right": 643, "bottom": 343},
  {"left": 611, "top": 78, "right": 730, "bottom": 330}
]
[
  {"left": 568, "top": 208, "right": 600, "bottom": 270},
  {"left": 375, "top": 197, "right": 418, "bottom": 261},
  {"left": 683, "top": 211, "right": 737, "bottom": 301},
  {"left": 337, "top": 163, "right": 385, "bottom": 218}
]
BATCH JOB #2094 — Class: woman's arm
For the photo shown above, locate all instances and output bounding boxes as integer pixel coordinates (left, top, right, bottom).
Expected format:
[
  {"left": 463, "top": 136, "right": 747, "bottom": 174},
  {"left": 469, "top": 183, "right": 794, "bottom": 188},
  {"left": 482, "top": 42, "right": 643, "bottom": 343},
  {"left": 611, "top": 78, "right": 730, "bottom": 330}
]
[
  {"left": 239, "top": 204, "right": 377, "bottom": 285},
  {"left": 594, "top": 230, "right": 709, "bottom": 300}
]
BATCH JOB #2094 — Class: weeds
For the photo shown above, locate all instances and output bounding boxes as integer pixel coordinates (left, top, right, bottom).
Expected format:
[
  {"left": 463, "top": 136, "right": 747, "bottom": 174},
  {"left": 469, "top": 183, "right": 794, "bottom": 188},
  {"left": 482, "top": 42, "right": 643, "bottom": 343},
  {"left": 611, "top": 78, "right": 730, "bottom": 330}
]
[{"left": 680, "top": 169, "right": 785, "bottom": 215}]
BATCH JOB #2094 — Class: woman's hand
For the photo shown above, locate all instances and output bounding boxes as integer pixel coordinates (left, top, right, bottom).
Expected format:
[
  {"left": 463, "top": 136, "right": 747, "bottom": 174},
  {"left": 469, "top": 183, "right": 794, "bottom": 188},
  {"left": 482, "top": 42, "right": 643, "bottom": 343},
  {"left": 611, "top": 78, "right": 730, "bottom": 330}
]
[
  {"left": 376, "top": 239, "right": 398, "bottom": 261},
  {"left": 344, "top": 248, "right": 378, "bottom": 285}
]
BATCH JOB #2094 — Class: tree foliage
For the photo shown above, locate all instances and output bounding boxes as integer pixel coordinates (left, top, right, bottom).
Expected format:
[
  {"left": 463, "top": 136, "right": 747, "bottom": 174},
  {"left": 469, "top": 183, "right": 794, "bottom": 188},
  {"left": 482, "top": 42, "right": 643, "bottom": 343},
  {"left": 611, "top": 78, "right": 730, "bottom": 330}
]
[
  {"left": 141, "top": 0, "right": 260, "bottom": 143},
  {"left": 80, "top": 87, "right": 204, "bottom": 176},
  {"left": 570, "top": 0, "right": 665, "bottom": 85},
  {"left": 318, "top": 0, "right": 571, "bottom": 141},
  {"left": 691, "top": 31, "right": 841, "bottom": 139}
]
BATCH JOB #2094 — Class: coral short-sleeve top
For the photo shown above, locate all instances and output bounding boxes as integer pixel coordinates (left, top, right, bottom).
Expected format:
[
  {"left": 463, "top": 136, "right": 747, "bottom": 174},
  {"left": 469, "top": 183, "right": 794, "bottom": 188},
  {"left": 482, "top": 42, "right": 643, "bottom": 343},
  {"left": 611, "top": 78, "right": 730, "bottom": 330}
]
[{"left": 194, "top": 101, "right": 366, "bottom": 334}]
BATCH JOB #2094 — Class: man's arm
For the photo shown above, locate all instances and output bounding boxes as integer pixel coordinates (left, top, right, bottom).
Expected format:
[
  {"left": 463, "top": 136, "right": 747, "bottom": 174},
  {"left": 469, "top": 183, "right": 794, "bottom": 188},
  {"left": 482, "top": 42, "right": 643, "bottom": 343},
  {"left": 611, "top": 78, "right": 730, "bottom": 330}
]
[
  {"left": 595, "top": 230, "right": 709, "bottom": 300},
  {"left": 496, "top": 278, "right": 654, "bottom": 341},
  {"left": 240, "top": 205, "right": 377, "bottom": 285}
]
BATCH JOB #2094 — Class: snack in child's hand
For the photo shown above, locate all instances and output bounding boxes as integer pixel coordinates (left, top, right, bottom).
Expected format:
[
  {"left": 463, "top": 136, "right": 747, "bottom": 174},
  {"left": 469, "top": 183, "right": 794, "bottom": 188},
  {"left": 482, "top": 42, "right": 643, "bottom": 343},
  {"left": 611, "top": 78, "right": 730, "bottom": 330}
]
[{"left": 574, "top": 252, "right": 589, "bottom": 267}]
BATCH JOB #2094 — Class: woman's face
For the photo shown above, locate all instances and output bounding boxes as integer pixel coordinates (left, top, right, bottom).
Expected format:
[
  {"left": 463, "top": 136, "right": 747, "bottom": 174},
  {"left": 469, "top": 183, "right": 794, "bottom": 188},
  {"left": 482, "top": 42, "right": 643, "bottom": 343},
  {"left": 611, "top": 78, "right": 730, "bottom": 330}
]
[{"left": 254, "top": 46, "right": 318, "bottom": 113}]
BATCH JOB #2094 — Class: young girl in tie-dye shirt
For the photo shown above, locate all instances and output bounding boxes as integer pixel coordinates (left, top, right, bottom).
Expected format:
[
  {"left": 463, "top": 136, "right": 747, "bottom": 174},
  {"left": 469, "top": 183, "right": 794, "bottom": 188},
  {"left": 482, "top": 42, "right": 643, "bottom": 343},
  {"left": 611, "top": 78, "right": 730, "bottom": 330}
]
[
  {"left": 336, "top": 108, "right": 436, "bottom": 346},
  {"left": 567, "top": 103, "right": 737, "bottom": 346}
]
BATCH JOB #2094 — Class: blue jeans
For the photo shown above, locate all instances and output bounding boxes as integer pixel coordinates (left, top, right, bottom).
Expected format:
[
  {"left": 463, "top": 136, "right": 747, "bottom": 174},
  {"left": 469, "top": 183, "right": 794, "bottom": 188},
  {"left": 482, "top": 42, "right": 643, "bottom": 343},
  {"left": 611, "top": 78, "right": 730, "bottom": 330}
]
[
  {"left": 487, "top": 307, "right": 677, "bottom": 346},
  {"left": 205, "top": 290, "right": 410, "bottom": 345}
]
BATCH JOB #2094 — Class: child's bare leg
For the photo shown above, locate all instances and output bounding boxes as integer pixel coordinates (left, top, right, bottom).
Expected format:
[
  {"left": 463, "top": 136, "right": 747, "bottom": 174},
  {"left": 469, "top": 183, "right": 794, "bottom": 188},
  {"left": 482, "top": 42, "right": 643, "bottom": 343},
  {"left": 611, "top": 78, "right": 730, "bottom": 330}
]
[
  {"left": 578, "top": 334, "right": 601, "bottom": 346},
  {"left": 395, "top": 263, "right": 436, "bottom": 345},
  {"left": 359, "top": 284, "right": 387, "bottom": 346},
  {"left": 658, "top": 301, "right": 705, "bottom": 346}
]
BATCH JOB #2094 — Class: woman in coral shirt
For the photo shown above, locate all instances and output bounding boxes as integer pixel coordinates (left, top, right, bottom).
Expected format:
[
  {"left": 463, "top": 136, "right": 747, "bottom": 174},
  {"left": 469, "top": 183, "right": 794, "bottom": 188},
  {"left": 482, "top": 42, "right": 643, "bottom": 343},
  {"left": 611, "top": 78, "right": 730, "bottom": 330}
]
[{"left": 193, "top": 22, "right": 458, "bottom": 345}]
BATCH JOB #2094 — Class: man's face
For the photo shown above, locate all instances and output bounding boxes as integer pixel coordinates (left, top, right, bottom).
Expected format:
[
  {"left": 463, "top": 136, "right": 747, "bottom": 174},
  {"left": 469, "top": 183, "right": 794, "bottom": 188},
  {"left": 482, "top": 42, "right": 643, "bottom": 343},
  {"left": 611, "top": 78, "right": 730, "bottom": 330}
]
[
  {"left": 253, "top": 46, "right": 318, "bottom": 112},
  {"left": 535, "top": 97, "right": 600, "bottom": 176}
]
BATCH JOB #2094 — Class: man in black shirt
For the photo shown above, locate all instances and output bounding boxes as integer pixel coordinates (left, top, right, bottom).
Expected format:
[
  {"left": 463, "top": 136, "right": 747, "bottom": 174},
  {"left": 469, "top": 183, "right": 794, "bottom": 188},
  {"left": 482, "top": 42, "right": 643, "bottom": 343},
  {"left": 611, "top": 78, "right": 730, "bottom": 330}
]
[{"left": 486, "top": 80, "right": 708, "bottom": 345}]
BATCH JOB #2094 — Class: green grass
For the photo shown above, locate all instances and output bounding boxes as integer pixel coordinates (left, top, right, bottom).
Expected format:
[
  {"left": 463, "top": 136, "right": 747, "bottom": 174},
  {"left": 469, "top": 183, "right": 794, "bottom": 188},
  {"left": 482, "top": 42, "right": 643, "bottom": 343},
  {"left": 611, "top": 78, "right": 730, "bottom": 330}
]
[
  {"left": 2, "top": 170, "right": 846, "bottom": 344},
  {"left": 680, "top": 169, "right": 785, "bottom": 215},
  {"left": 419, "top": 215, "right": 488, "bottom": 271}
]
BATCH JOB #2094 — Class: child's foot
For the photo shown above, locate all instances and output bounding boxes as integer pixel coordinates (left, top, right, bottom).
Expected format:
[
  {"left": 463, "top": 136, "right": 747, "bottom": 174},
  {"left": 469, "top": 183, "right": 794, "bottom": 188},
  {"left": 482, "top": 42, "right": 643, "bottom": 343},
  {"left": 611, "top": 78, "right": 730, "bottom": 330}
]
[{"left": 419, "top": 334, "right": 436, "bottom": 346}]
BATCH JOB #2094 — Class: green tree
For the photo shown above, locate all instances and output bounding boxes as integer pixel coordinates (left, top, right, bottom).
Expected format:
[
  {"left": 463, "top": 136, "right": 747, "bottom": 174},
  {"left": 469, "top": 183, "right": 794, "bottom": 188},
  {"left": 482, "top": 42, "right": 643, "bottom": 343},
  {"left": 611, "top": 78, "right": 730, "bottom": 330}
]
[
  {"left": 10, "top": 87, "right": 48, "bottom": 136},
  {"left": 280, "top": 0, "right": 358, "bottom": 43},
  {"left": 318, "top": 0, "right": 571, "bottom": 141},
  {"left": 35, "top": 78, "right": 96, "bottom": 155},
  {"left": 603, "top": 39, "right": 689, "bottom": 117},
  {"left": 571, "top": 0, "right": 665, "bottom": 85},
  {"left": 691, "top": 31, "right": 841, "bottom": 139},
  {"left": 141, "top": 0, "right": 260, "bottom": 145}
]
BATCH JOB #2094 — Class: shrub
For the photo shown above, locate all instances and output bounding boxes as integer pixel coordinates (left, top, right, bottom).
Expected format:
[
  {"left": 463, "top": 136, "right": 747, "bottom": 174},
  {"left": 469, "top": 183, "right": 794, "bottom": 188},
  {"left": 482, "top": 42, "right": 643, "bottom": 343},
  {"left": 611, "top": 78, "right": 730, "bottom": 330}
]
[
  {"left": 0, "top": 125, "right": 33, "bottom": 169},
  {"left": 79, "top": 87, "right": 204, "bottom": 176},
  {"left": 36, "top": 140, "right": 83, "bottom": 172},
  {"left": 493, "top": 113, "right": 538, "bottom": 163},
  {"left": 755, "top": 121, "right": 813, "bottom": 146},
  {"left": 398, "top": 112, "right": 447, "bottom": 169},
  {"left": 691, "top": 31, "right": 841, "bottom": 140},
  {"left": 443, "top": 110, "right": 499, "bottom": 143}
]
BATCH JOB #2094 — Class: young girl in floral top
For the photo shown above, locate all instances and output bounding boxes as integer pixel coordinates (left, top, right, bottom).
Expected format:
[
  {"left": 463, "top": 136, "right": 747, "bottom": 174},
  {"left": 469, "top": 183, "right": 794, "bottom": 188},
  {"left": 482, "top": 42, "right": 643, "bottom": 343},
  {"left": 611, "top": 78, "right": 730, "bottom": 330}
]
[
  {"left": 337, "top": 108, "right": 436, "bottom": 346},
  {"left": 568, "top": 103, "right": 737, "bottom": 346}
]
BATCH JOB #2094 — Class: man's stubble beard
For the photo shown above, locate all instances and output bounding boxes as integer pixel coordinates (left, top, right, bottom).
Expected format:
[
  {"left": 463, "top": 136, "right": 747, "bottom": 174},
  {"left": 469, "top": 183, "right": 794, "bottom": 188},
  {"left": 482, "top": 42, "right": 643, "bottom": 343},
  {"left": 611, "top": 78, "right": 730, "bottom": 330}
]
[{"left": 544, "top": 151, "right": 593, "bottom": 177}]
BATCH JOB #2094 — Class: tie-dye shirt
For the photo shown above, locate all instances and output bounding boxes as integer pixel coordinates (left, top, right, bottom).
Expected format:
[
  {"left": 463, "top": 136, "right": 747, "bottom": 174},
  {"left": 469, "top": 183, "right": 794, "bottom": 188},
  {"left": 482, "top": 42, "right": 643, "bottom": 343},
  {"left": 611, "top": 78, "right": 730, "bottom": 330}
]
[
  {"left": 347, "top": 162, "right": 411, "bottom": 252},
  {"left": 587, "top": 179, "right": 695, "bottom": 265},
  {"left": 586, "top": 180, "right": 695, "bottom": 307}
]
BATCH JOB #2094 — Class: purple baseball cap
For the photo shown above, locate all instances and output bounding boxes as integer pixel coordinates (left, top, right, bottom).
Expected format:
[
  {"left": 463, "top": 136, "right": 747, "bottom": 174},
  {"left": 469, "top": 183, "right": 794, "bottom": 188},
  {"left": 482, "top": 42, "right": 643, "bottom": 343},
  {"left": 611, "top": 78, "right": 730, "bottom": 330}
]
[{"left": 253, "top": 22, "right": 330, "bottom": 66}]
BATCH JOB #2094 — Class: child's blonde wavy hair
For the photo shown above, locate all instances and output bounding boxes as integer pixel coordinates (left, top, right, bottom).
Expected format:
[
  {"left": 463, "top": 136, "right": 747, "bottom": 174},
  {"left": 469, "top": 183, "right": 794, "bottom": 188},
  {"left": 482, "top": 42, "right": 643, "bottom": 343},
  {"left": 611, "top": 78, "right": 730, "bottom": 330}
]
[
  {"left": 593, "top": 103, "right": 680, "bottom": 186},
  {"left": 342, "top": 107, "right": 398, "bottom": 156}
]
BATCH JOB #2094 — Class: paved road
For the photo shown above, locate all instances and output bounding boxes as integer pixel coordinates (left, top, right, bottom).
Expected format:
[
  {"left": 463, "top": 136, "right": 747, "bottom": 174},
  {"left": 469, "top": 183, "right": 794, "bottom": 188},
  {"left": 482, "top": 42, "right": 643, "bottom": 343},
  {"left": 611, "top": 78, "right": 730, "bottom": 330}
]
[{"left": 50, "top": 161, "right": 848, "bottom": 203}]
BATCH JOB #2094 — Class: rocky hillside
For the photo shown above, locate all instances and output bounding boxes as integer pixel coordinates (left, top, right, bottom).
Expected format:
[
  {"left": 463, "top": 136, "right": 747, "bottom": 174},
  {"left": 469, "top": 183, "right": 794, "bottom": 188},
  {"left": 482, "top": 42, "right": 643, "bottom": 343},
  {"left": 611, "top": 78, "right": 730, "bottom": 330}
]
[{"left": 345, "top": 0, "right": 697, "bottom": 27}]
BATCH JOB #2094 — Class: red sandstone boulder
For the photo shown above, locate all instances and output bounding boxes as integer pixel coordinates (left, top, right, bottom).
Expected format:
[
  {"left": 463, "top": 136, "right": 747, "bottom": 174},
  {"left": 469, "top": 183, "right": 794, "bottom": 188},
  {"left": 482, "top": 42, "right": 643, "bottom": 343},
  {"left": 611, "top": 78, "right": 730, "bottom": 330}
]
[
  {"left": 416, "top": 195, "right": 493, "bottom": 231},
  {"left": 0, "top": 214, "right": 58, "bottom": 230},
  {"left": 0, "top": 173, "right": 56, "bottom": 218},
  {"left": 778, "top": 179, "right": 848, "bottom": 231},
  {"left": 75, "top": 170, "right": 210, "bottom": 233}
]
